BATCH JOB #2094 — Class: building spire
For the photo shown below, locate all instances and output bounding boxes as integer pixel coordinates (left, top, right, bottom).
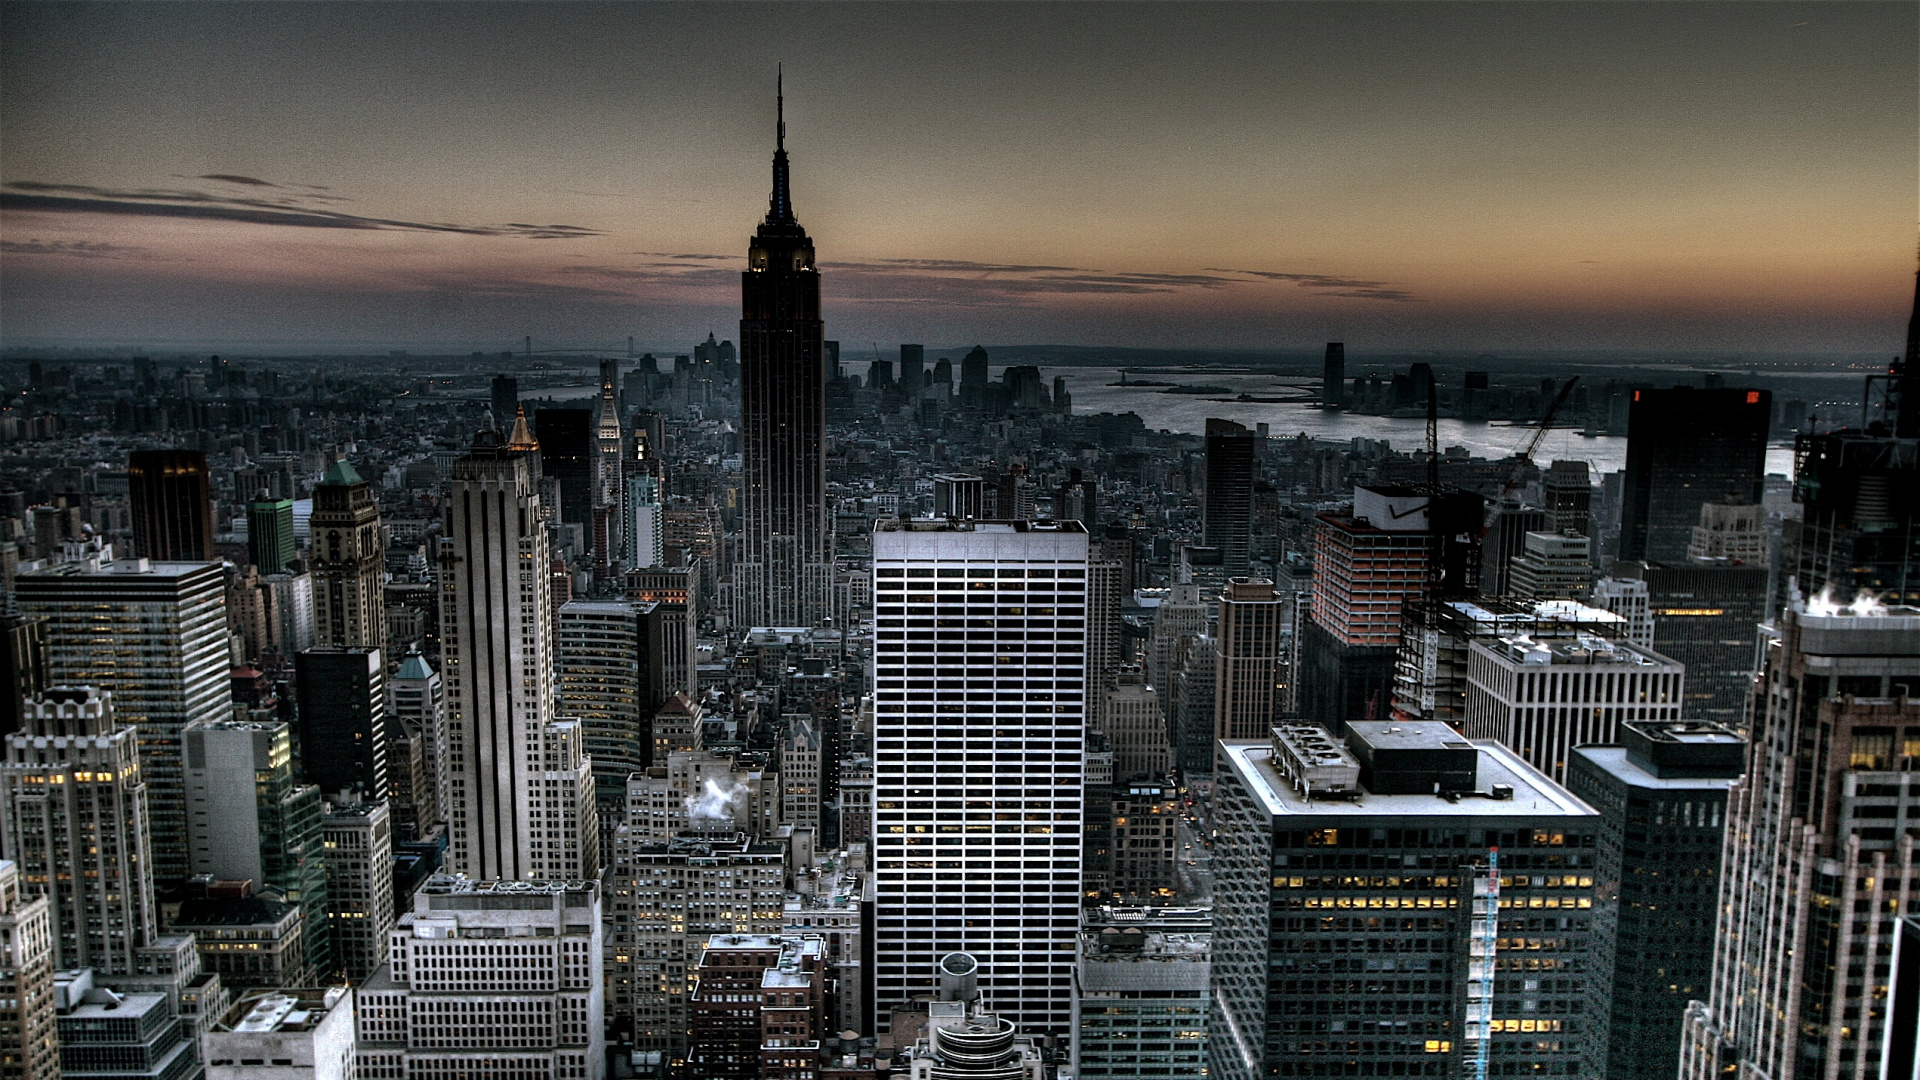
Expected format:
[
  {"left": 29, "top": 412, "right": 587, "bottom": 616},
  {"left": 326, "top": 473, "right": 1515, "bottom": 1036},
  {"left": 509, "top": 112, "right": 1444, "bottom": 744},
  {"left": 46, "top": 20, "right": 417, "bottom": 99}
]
[{"left": 767, "top": 65, "right": 795, "bottom": 225}]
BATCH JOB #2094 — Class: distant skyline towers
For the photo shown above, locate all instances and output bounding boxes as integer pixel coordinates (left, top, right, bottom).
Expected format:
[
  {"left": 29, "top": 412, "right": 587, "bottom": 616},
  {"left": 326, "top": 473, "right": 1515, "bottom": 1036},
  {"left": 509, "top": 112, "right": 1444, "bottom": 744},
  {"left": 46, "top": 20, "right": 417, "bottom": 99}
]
[
  {"left": 440, "top": 430, "right": 599, "bottom": 882},
  {"left": 899, "top": 343, "right": 924, "bottom": 390},
  {"left": 309, "top": 458, "right": 385, "bottom": 653},
  {"left": 736, "top": 75, "right": 833, "bottom": 629},
  {"left": 490, "top": 373, "right": 518, "bottom": 429},
  {"left": 0, "top": 687, "right": 157, "bottom": 974},
  {"left": 870, "top": 519, "right": 1088, "bottom": 1036},
  {"left": 960, "top": 345, "right": 990, "bottom": 408},
  {"left": 128, "top": 448, "right": 214, "bottom": 561},
  {"left": 1204, "top": 418, "right": 1255, "bottom": 576},
  {"left": 1321, "top": 341, "right": 1345, "bottom": 407},
  {"left": 16, "top": 557, "right": 228, "bottom": 887},
  {"left": 1619, "top": 387, "right": 1770, "bottom": 564}
]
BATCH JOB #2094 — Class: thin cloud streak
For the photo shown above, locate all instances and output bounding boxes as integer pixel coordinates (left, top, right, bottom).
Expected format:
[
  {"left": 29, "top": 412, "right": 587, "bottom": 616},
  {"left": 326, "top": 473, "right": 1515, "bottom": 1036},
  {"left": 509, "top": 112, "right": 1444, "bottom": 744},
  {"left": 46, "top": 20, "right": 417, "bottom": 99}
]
[{"left": 1206, "top": 268, "right": 1419, "bottom": 302}]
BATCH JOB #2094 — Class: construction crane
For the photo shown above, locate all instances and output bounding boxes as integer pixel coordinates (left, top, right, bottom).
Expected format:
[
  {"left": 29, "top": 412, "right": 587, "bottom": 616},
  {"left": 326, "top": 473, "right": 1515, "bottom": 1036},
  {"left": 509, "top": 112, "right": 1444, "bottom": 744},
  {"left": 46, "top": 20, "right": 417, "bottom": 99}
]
[{"left": 1496, "top": 376, "right": 1580, "bottom": 503}]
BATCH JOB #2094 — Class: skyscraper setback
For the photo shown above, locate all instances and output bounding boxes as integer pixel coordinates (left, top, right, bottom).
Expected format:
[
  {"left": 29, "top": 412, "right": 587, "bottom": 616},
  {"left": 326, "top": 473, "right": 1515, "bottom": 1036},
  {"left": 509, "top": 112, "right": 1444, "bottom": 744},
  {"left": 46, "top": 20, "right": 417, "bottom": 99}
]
[{"left": 734, "top": 75, "right": 833, "bottom": 629}]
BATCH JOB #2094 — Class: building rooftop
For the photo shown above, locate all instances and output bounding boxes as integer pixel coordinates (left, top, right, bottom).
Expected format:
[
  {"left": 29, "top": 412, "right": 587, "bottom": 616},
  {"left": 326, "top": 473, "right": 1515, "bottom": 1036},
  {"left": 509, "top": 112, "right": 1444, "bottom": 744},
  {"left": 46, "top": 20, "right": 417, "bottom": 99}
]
[
  {"left": 1220, "top": 736, "right": 1595, "bottom": 821},
  {"left": 1479, "top": 633, "right": 1675, "bottom": 668},
  {"left": 872, "top": 518, "right": 1086, "bottom": 534},
  {"left": 215, "top": 988, "right": 348, "bottom": 1033},
  {"left": 417, "top": 875, "right": 596, "bottom": 896},
  {"left": 1570, "top": 746, "right": 1741, "bottom": 793}
]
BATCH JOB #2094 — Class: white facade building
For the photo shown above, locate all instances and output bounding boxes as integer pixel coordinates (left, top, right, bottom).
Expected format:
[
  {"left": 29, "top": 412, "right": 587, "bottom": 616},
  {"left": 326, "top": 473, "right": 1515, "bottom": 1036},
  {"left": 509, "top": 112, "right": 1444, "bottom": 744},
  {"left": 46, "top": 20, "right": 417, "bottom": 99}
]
[
  {"left": 439, "top": 433, "right": 598, "bottom": 881},
  {"left": 1464, "top": 633, "right": 1685, "bottom": 783},
  {"left": 204, "top": 987, "right": 356, "bottom": 1080},
  {"left": 870, "top": 519, "right": 1088, "bottom": 1035},
  {"left": 354, "top": 876, "right": 604, "bottom": 1080}
]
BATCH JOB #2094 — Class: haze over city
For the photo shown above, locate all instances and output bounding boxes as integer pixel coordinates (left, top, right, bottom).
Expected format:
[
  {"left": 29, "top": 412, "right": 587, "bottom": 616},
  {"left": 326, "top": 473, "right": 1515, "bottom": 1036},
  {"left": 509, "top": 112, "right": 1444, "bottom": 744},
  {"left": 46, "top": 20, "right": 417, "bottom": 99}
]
[{"left": 2, "top": 1, "right": 1914, "bottom": 355}]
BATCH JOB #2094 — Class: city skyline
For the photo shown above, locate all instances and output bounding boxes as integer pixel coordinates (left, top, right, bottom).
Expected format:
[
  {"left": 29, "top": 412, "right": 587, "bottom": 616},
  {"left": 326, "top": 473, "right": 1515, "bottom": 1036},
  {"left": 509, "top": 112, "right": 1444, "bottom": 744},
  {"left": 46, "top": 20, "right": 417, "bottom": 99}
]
[{"left": 2, "top": 2, "right": 1915, "bottom": 355}]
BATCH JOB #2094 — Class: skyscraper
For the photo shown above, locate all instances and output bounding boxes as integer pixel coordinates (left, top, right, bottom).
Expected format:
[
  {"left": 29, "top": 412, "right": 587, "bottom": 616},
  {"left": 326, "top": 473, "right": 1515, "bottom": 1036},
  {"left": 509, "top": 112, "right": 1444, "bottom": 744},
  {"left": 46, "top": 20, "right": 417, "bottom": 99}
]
[
  {"left": 534, "top": 407, "right": 594, "bottom": 532},
  {"left": 1203, "top": 418, "right": 1255, "bottom": 576},
  {"left": 128, "top": 449, "right": 214, "bottom": 562},
  {"left": 0, "top": 687, "right": 156, "bottom": 974},
  {"left": 318, "top": 800, "right": 393, "bottom": 984},
  {"left": 1463, "top": 631, "right": 1684, "bottom": 783},
  {"left": 439, "top": 431, "right": 598, "bottom": 881},
  {"left": 309, "top": 459, "right": 385, "bottom": 653},
  {"left": 1213, "top": 577, "right": 1284, "bottom": 742},
  {"left": 17, "top": 556, "right": 228, "bottom": 886},
  {"left": 594, "top": 360, "right": 625, "bottom": 568},
  {"left": 293, "top": 647, "right": 387, "bottom": 801},
  {"left": 0, "top": 860, "right": 57, "bottom": 1080},
  {"left": 490, "top": 373, "right": 518, "bottom": 429},
  {"left": 556, "top": 599, "right": 665, "bottom": 816},
  {"left": 1569, "top": 720, "right": 1742, "bottom": 1080},
  {"left": 1681, "top": 598, "right": 1920, "bottom": 1078},
  {"left": 386, "top": 651, "right": 446, "bottom": 842},
  {"left": 870, "top": 519, "right": 1088, "bottom": 1035},
  {"left": 1320, "top": 341, "right": 1345, "bottom": 408},
  {"left": 959, "top": 345, "right": 990, "bottom": 409},
  {"left": 1619, "top": 387, "right": 1770, "bottom": 564},
  {"left": 246, "top": 496, "right": 295, "bottom": 576},
  {"left": 1211, "top": 721, "right": 1601, "bottom": 1079},
  {"left": 898, "top": 343, "right": 924, "bottom": 391},
  {"left": 735, "top": 74, "right": 832, "bottom": 629}
]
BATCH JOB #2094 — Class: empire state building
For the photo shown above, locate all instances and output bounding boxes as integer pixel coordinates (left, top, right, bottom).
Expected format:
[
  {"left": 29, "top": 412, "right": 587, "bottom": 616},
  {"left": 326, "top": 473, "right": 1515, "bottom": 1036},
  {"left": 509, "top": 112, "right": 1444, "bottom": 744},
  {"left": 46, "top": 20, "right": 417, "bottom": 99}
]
[{"left": 734, "top": 74, "right": 833, "bottom": 628}]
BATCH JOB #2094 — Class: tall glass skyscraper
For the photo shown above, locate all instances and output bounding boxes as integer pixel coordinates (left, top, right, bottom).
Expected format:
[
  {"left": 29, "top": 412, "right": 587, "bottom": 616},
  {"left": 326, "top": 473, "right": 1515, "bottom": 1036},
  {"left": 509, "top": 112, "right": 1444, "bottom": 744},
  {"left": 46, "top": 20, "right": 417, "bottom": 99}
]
[{"left": 734, "top": 75, "right": 832, "bottom": 629}]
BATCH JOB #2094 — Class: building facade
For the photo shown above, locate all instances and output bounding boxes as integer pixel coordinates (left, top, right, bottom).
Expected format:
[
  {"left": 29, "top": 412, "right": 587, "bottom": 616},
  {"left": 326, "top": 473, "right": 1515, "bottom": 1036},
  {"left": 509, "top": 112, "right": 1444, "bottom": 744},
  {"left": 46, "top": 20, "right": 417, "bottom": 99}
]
[
  {"left": 1463, "top": 632, "right": 1684, "bottom": 783},
  {"left": 870, "top": 520, "right": 1088, "bottom": 1036},
  {"left": 308, "top": 460, "right": 385, "bottom": 654}
]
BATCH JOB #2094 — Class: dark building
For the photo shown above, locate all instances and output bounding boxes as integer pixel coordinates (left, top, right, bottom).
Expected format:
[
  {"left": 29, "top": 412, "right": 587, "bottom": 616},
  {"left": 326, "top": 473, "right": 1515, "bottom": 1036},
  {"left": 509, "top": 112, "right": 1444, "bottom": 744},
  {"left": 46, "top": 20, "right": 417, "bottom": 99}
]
[
  {"left": 1791, "top": 284, "right": 1920, "bottom": 606},
  {"left": 1615, "top": 561, "right": 1770, "bottom": 729},
  {"left": 1479, "top": 504, "right": 1552, "bottom": 598},
  {"left": 1321, "top": 342, "right": 1345, "bottom": 408},
  {"left": 0, "top": 614, "right": 50, "bottom": 737},
  {"left": 1888, "top": 917, "right": 1920, "bottom": 1080},
  {"left": 1619, "top": 388, "right": 1770, "bottom": 564},
  {"left": 1570, "top": 720, "right": 1742, "bottom": 1080},
  {"left": 246, "top": 497, "right": 295, "bottom": 575},
  {"left": 490, "top": 373, "right": 518, "bottom": 429},
  {"left": 128, "top": 449, "right": 214, "bottom": 561},
  {"left": 1054, "top": 468, "right": 1098, "bottom": 531},
  {"left": 735, "top": 75, "right": 832, "bottom": 628},
  {"left": 1211, "top": 721, "right": 1602, "bottom": 1080},
  {"left": 898, "top": 343, "right": 924, "bottom": 391},
  {"left": 294, "top": 647, "right": 388, "bottom": 801},
  {"left": 1204, "top": 418, "right": 1256, "bottom": 576},
  {"left": 533, "top": 407, "right": 594, "bottom": 527},
  {"left": 959, "top": 345, "right": 990, "bottom": 408}
]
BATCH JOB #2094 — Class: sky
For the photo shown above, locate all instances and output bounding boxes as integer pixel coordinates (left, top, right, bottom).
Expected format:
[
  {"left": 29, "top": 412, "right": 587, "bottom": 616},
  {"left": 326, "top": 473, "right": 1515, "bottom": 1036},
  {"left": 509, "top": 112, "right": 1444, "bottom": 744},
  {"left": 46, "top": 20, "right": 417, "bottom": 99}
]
[{"left": 1, "top": 2, "right": 1914, "bottom": 356}]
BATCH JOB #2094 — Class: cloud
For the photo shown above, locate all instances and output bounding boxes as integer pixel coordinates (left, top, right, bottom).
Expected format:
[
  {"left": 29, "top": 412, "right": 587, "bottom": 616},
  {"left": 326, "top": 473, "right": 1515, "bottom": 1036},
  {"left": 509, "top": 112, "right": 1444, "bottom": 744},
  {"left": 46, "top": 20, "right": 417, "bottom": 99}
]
[
  {"left": 822, "top": 261, "right": 1245, "bottom": 306},
  {"left": 2, "top": 180, "right": 603, "bottom": 239},
  {"left": 1, "top": 238, "right": 152, "bottom": 259},
  {"left": 561, "top": 263, "right": 738, "bottom": 288},
  {"left": 197, "top": 173, "right": 280, "bottom": 187},
  {"left": 1206, "top": 267, "right": 1419, "bottom": 302},
  {"left": 633, "top": 251, "right": 736, "bottom": 261}
]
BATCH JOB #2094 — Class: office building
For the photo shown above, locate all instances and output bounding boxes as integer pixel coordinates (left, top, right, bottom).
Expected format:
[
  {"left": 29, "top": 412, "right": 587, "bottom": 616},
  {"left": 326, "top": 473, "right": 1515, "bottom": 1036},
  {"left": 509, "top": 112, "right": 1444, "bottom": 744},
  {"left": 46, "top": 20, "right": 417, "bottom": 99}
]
[
  {"left": 263, "top": 571, "right": 316, "bottom": 657},
  {"left": 780, "top": 716, "right": 823, "bottom": 835},
  {"left": 440, "top": 431, "right": 598, "bottom": 882},
  {"left": 16, "top": 556, "right": 228, "bottom": 886},
  {"left": 53, "top": 969, "right": 197, "bottom": 1080},
  {"left": 0, "top": 615, "right": 50, "bottom": 738},
  {"left": 0, "top": 688, "right": 155, "bottom": 974},
  {"left": 1477, "top": 504, "right": 1552, "bottom": 599},
  {"left": 1792, "top": 419, "right": 1920, "bottom": 608},
  {"left": 1210, "top": 721, "right": 1601, "bottom": 1079},
  {"left": 1072, "top": 907, "right": 1210, "bottom": 1080},
  {"left": 533, "top": 408, "right": 594, "bottom": 532},
  {"left": 1619, "top": 387, "right": 1770, "bottom": 564},
  {"left": 1542, "top": 459, "right": 1593, "bottom": 539},
  {"left": 294, "top": 648, "right": 387, "bottom": 801},
  {"left": 1614, "top": 560, "right": 1770, "bottom": 729},
  {"left": 1214, "top": 578, "right": 1283, "bottom": 742},
  {"left": 1055, "top": 468, "right": 1098, "bottom": 532},
  {"left": 1463, "top": 632, "right": 1683, "bottom": 783},
  {"left": 128, "top": 449, "right": 214, "bottom": 562},
  {"left": 319, "top": 801, "right": 394, "bottom": 984},
  {"left": 1589, "top": 576, "right": 1654, "bottom": 647},
  {"left": 246, "top": 497, "right": 296, "bottom": 576},
  {"left": 308, "top": 460, "right": 384, "bottom": 654},
  {"left": 182, "top": 721, "right": 329, "bottom": 978},
  {"left": 870, "top": 519, "right": 1088, "bottom": 1035},
  {"left": 899, "top": 343, "right": 925, "bottom": 390},
  {"left": 1203, "top": 419, "right": 1255, "bottom": 576},
  {"left": 1101, "top": 666, "right": 1169, "bottom": 781},
  {"left": 171, "top": 887, "right": 308, "bottom": 991},
  {"left": 624, "top": 468, "right": 664, "bottom": 571},
  {"left": 1109, "top": 777, "right": 1179, "bottom": 899},
  {"left": 92, "top": 933, "right": 228, "bottom": 1039},
  {"left": 686, "top": 933, "right": 825, "bottom": 1080},
  {"left": 385, "top": 652, "right": 446, "bottom": 843},
  {"left": 782, "top": 857, "right": 873, "bottom": 1039},
  {"left": 735, "top": 80, "right": 833, "bottom": 629},
  {"left": 490, "top": 374, "right": 518, "bottom": 429},
  {"left": 352, "top": 876, "right": 604, "bottom": 1080},
  {"left": 1568, "top": 721, "right": 1742, "bottom": 1080},
  {"left": 1680, "top": 599, "right": 1920, "bottom": 1079},
  {"left": 556, "top": 600, "right": 665, "bottom": 815},
  {"left": 0, "top": 861, "right": 57, "bottom": 1080},
  {"left": 603, "top": 830, "right": 784, "bottom": 1059},
  {"left": 1320, "top": 342, "right": 1345, "bottom": 408},
  {"left": 203, "top": 987, "right": 355, "bottom": 1080},
  {"left": 932, "top": 474, "right": 985, "bottom": 521},
  {"left": 624, "top": 568, "right": 699, "bottom": 700},
  {"left": 1686, "top": 500, "right": 1767, "bottom": 564},
  {"left": 1391, "top": 597, "right": 1628, "bottom": 724},
  {"left": 1505, "top": 530, "right": 1592, "bottom": 601}
]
